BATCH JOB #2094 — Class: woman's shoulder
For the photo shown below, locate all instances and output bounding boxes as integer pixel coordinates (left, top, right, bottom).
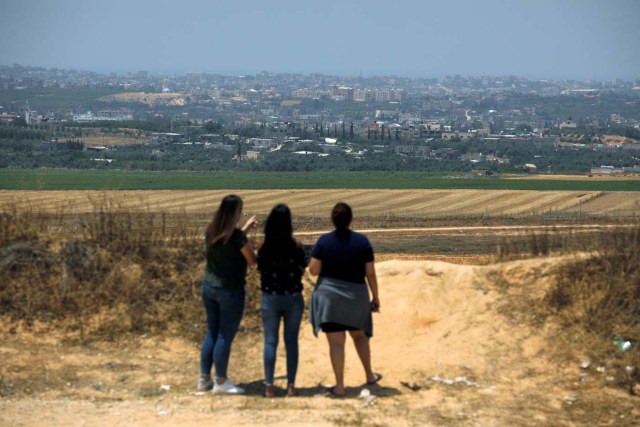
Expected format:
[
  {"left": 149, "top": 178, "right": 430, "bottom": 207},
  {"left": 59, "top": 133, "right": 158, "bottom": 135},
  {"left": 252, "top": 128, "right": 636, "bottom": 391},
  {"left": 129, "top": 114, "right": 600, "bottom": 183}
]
[
  {"left": 350, "top": 229, "right": 369, "bottom": 240},
  {"left": 231, "top": 228, "right": 248, "bottom": 244},
  {"left": 350, "top": 230, "right": 373, "bottom": 250},
  {"left": 318, "top": 230, "right": 341, "bottom": 241}
]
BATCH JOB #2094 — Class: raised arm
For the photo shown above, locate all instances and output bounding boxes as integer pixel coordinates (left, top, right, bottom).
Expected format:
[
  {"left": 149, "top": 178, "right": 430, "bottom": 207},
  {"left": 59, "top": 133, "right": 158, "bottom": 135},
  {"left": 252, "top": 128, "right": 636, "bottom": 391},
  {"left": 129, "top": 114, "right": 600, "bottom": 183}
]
[{"left": 241, "top": 215, "right": 257, "bottom": 232}]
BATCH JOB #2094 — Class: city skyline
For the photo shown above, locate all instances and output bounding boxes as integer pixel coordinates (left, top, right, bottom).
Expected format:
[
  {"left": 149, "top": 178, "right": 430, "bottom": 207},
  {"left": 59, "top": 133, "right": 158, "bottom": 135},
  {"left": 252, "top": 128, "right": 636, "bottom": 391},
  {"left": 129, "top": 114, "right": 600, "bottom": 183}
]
[{"left": 1, "top": 0, "right": 639, "bottom": 81}]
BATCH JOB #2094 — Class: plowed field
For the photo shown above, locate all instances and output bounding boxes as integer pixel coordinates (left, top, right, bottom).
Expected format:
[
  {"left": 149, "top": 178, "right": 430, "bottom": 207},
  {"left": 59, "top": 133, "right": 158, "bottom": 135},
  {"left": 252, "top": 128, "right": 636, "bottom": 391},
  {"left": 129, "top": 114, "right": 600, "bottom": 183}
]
[{"left": 2, "top": 189, "right": 639, "bottom": 216}]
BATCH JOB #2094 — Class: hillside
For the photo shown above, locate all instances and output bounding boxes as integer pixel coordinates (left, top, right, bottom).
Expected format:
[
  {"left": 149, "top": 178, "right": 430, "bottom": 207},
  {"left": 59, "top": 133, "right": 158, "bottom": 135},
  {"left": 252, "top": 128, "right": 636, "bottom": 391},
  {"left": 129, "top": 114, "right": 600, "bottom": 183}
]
[{"left": 1, "top": 257, "right": 638, "bottom": 426}]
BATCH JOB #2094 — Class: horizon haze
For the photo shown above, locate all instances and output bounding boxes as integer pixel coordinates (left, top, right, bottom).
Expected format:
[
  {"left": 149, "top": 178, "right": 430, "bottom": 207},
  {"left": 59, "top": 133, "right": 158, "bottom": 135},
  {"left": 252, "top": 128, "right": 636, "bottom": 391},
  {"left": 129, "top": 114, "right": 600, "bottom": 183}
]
[{"left": 1, "top": 0, "right": 639, "bottom": 81}]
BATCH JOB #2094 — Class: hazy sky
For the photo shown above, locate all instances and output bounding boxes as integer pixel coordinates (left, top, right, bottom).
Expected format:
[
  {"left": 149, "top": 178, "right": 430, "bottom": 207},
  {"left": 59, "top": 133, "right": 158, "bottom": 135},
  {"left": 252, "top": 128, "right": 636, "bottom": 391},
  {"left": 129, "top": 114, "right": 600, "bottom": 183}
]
[{"left": 1, "top": 0, "right": 639, "bottom": 80}]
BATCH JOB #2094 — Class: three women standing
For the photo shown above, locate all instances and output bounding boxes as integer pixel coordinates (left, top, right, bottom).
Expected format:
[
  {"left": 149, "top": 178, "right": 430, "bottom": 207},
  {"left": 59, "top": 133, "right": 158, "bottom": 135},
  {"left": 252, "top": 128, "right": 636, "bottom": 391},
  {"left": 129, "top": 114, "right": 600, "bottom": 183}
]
[{"left": 198, "top": 197, "right": 380, "bottom": 397}]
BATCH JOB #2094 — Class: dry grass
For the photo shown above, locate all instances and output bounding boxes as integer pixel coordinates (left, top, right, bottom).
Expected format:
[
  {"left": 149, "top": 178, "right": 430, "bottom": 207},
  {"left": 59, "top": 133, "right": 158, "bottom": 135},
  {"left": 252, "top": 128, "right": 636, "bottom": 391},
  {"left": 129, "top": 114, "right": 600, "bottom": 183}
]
[
  {"left": 82, "top": 134, "right": 146, "bottom": 146},
  {"left": 496, "top": 223, "right": 640, "bottom": 395},
  {"left": 0, "top": 202, "right": 206, "bottom": 343},
  {"left": 542, "top": 228, "right": 640, "bottom": 394}
]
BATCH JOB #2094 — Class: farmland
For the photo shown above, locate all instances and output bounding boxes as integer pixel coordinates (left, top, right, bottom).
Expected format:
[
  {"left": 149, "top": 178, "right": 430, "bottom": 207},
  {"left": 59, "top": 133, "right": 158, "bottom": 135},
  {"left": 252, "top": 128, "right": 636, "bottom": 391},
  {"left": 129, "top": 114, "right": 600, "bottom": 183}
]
[
  {"left": 2, "top": 186, "right": 638, "bottom": 257},
  {"left": 2, "top": 187, "right": 639, "bottom": 216},
  {"left": 2, "top": 168, "right": 638, "bottom": 257},
  {"left": 3, "top": 168, "right": 640, "bottom": 191}
]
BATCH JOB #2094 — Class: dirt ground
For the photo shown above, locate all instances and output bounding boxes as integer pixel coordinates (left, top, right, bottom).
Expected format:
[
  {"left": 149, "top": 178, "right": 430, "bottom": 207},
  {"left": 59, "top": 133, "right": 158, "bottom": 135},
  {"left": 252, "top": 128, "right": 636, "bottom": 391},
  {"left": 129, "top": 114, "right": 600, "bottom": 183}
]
[{"left": 1, "top": 256, "right": 639, "bottom": 426}]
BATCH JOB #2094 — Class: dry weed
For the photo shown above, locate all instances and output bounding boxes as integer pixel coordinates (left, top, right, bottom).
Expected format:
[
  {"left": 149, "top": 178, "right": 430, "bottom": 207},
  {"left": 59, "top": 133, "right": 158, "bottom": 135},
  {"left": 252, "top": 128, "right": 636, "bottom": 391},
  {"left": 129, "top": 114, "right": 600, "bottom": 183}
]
[
  {"left": 543, "top": 226, "right": 640, "bottom": 394},
  {"left": 0, "top": 202, "right": 210, "bottom": 343}
]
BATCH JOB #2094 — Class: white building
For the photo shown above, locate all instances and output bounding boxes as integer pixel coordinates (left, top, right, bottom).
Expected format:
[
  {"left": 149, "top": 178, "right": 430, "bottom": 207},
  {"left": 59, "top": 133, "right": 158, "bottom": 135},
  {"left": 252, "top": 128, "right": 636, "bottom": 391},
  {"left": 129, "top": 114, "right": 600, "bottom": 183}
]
[{"left": 73, "top": 111, "right": 133, "bottom": 122}]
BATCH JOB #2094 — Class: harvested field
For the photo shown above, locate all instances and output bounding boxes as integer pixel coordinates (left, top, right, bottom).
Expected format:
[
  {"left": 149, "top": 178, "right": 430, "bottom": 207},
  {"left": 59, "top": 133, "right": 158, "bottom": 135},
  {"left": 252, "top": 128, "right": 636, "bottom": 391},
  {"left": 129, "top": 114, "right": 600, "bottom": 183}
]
[
  {"left": 2, "top": 189, "right": 639, "bottom": 217},
  {"left": 504, "top": 173, "right": 640, "bottom": 181},
  {"left": 82, "top": 135, "right": 146, "bottom": 146}
]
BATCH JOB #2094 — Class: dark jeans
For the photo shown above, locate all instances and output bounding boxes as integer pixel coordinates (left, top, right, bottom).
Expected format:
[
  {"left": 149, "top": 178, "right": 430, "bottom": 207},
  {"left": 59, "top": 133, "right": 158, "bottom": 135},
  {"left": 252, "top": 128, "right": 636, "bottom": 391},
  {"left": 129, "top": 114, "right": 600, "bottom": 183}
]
[
  {"left": 201, "top": 285, "right": 245, "bottom": 380},
  {"left": 260, "top": 293, "right": 304, "bottom": 385}
]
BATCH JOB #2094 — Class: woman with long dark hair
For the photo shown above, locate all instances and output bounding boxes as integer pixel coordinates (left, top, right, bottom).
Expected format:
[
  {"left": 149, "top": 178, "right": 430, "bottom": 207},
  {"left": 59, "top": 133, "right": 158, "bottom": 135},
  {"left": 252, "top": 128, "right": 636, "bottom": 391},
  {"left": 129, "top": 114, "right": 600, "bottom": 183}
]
[
  {"left": 309, "top": 202, "right": 381, "bottom": 397},
  {"left": 198, "top": 194, "right": 257, "bottom": 394},
  {"left": 258, "top": 204, "right": 307, "bottom": 397}
]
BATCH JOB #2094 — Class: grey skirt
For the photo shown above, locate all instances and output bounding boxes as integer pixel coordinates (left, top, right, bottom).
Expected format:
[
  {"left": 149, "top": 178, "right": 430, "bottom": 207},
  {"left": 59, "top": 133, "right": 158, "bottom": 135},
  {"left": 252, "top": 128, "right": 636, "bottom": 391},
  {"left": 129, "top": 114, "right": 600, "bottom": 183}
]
[{"left": 310, "top": 276, "right": 373, "bottom": 338}]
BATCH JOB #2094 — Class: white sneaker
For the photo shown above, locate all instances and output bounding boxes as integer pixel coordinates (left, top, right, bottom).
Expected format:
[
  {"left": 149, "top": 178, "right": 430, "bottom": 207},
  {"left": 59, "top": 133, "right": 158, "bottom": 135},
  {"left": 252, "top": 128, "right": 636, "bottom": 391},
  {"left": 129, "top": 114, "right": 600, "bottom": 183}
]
[{"left": 212, "top": 379, "right": 245, "bottom": 394}]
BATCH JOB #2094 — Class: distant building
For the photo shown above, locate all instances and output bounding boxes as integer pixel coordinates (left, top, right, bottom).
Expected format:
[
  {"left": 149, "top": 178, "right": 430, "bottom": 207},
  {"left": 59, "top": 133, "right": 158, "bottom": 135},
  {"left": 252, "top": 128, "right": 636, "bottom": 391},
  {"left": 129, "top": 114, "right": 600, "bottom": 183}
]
[
  {"left": 245, "top": 89, "right": 261, "bottom": 102},
  {"left": 245, "top": 150, "right": 260, "bottom": 160},
  {"left": 559, "top": 118, "right": 577, "bottom": 129},
  {"left": 87, "top": 146, "right": 109, "bottom": 152},
  {"left": 442, "top": 131, "right": 476, "bottom": 140},
  {"left": 73, "top": 111, "right": 133, "bottom": 122},
  {"left": 248, "top": 138, "right": 276, "bottom": 151},
  {"left": 149, "top": 132, "right": 183, "bottom": 144},
  {"left": 291, "top": 89, "right": 323, "bottom": 99},
  {"left": 0, "top": 113, "right": 18, "bottom": 123},
  {"left": 420, "top": 121, "right": 443, "bottom": 139},
  {"left": 204, "top": 142, "right": 236, "bottom": 151},
  {"left": 353, "top": 89, "right": 373, "bottom": 102},
  {"left": 591, "top": 165, "right": 622, "bottom": 174},
  {"left": 369, "top": 88, "right": 405, "bottom": 102},
  {"left": 624, "top": 165, "right": 640, "bottom": 173},
  {"left": 331, "top": 86, "right": 353, "bottom": 101}
]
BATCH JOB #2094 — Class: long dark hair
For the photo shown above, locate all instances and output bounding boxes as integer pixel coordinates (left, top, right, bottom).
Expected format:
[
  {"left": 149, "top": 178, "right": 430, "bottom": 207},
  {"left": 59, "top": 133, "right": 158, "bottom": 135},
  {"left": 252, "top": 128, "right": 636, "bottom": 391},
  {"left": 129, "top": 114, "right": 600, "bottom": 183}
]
[
  {"left": 331, "top": 202, "right": 352, "bottom": 230},
  {"left": 205, "top": 194, "right": 243, "bottom": 246},
  {"left": 259, "top": 204, "right": 295, "bottom": 255}
]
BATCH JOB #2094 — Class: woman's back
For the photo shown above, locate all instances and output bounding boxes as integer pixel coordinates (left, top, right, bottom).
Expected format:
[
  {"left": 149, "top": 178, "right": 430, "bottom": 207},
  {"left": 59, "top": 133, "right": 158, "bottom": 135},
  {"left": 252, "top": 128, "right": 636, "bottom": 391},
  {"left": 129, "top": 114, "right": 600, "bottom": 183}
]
[
  {"left": 311, "top": 229, "right": 374, "bottom": 284},
  {"left": 204, "top": 228, "right": 249, "bottom": 290},
  {"left": 258, "top": 240, "right": 306, "bottom": 294}
]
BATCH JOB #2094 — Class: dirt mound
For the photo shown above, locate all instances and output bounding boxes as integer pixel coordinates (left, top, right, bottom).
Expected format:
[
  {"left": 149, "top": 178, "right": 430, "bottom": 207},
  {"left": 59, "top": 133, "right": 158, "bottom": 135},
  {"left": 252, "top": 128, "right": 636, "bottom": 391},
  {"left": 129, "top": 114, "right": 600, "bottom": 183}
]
[{"left": 1, "top": 257, "right": 638, "bottom": 426}]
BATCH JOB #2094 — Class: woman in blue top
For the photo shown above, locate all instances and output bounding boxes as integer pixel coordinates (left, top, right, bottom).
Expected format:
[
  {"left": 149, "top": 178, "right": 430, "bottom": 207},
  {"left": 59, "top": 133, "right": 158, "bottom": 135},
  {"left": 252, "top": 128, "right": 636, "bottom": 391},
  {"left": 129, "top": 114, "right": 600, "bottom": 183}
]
[
  {"left": 198, "top": 194, "right": 257, "bottom": 394},
  {"left": 258, "top": 204, "right": 307, "bottom": 397},
  {"left": 309, "top": 202, "right": 381, "bottom": 397}
]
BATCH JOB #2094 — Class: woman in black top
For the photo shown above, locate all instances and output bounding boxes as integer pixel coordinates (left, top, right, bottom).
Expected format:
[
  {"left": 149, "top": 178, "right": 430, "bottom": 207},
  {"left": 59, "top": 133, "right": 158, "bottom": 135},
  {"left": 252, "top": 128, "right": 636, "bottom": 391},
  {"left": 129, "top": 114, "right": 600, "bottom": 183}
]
[
  {"left": 198, "top": 194, "right": 257, "bottom": 394},
  {"left": 309, "top": 202, "right": 381, "bottom": 397},
  {"left": 258, "top": 204, "right": 307, "bottom": 397}
]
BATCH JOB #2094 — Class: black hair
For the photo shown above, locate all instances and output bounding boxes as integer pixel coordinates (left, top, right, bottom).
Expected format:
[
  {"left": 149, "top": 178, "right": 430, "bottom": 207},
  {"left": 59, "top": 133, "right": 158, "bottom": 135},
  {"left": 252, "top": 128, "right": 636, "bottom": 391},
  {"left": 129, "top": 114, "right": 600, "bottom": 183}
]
[
  {"left": 331, "top": 202, "right": 352, "bottom": 230},
  {"left": 263, "top": 203, "right": 293, "bottom": 244},
  {"left": 259, "top": 204, "right": 296, "bottom": 256}
]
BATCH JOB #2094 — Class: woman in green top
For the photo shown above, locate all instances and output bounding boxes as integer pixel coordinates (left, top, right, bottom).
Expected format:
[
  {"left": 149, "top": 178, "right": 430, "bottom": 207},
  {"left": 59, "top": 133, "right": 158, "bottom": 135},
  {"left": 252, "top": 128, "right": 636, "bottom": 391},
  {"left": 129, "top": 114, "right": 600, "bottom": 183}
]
[{"left": 198, "top": 194, "right": 257, "bottom": 394}]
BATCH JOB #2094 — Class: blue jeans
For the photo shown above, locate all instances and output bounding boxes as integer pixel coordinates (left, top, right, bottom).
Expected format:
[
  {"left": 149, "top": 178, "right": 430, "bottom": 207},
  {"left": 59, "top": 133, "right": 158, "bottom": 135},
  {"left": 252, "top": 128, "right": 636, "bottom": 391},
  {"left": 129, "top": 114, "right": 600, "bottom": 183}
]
[
  {"left": 261, "top": 293, "right": 304, "bottom": 385},
  {"left": 201, "top": 285, "right": 245, "bottom": 380}
]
